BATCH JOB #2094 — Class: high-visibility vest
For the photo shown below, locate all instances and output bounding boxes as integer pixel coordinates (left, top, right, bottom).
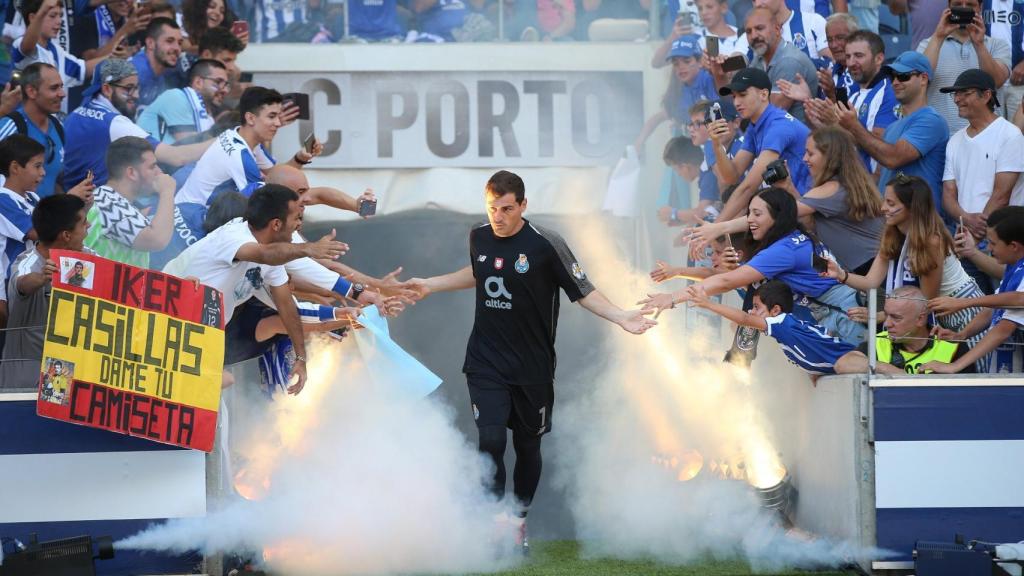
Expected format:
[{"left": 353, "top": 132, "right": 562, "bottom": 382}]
[{"left": 875, "top": 332, "right": 960, "bottom": 374}]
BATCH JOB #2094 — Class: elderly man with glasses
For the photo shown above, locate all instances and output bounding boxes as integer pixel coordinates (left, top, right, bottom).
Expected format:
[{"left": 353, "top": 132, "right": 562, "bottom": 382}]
[
  {"left": 138, "top": 59, "right": 231, "bottom": 145},
  {"left": 837, "top": 51, "right": 949, "bottom": 212},
  {"left": 62, "top": 58, "right": 212, "bottom": 191}
]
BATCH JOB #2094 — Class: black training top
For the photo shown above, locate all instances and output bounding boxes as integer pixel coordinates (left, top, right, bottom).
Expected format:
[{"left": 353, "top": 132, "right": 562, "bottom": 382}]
[{"left": 463, "top": 219, "right": 596, "bottom": 386}]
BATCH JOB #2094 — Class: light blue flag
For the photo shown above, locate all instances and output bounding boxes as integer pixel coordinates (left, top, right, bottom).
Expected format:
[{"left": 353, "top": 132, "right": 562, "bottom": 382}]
[{"left": 352, "top": 305, "right": 442, "bottom": 398}]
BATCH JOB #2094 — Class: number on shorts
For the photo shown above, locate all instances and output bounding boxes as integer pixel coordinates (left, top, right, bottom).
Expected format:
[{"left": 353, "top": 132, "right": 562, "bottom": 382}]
[{"left": 538, "top": 406, "right": 546, "bottom": 435}]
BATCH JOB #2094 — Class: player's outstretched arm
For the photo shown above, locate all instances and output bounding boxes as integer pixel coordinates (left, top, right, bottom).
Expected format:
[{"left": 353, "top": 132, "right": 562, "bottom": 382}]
[
  {"left": 411, "top": 265, "right": 475, "bottom": 299},
  {"left": 578, "top": 290, "right": 657, "bottom": 335}
]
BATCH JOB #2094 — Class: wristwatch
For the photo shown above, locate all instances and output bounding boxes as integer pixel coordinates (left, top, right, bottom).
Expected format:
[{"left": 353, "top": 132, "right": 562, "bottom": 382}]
[{"left": 351, "top": 283, "right": 365, "bottom": 301}]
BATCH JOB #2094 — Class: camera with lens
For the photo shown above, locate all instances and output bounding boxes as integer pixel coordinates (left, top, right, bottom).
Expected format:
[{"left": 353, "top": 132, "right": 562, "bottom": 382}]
[{"left": 762, "top": 158, "right": 789, "bottom": 186}]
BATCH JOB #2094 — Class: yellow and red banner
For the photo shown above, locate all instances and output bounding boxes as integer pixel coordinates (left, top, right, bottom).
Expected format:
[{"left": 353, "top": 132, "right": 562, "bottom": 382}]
[{"left": 37, "top": 250, "right": 225, "bottom": 451}]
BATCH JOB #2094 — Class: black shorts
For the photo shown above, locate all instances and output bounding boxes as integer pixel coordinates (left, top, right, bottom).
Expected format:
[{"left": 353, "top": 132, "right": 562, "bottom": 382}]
[{"left": 467, "top": 376, "right": 553, "bottom": 437}]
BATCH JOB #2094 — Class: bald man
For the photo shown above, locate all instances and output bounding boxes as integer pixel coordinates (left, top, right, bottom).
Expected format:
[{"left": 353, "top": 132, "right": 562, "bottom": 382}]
[
  {"left": 265, "top": 165, "right": 421, "bottom": 305},
  {"left": 835, "top": 286, "right": 973, "bottom": 374}
]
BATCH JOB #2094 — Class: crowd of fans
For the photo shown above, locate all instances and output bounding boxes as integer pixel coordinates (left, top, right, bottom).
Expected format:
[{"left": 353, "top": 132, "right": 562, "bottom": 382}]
[
  {"left": 0, "top": 0, "right": 1018, "bottom": 390},
  {"left": 641, "top": 0, "right": 1024, "bottom": 377}
]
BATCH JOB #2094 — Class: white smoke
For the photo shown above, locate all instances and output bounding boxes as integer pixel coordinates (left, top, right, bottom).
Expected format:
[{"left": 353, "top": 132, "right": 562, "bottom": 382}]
[
  {"left": 548, "top": 216, "right": 891, "bottom": 572},
  {"left": 118, "top": 335, "right": 521, "bottom": 575}
]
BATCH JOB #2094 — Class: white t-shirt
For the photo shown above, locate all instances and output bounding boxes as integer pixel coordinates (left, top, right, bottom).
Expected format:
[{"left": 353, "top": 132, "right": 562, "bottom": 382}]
[
  {"left": 176, "top": 128, "right": 274, "bottom": 207},
  {"left": 162, "top": 218, "right": 288, "bottom": 322},
  {"left": 943, "top": 117, "right": 1024, "bottom": 213},
  {"left": 700, "top": 26, "right": 749, "bottom": 57},
  {"left": 284, "top": 230, "right": 351, "bottom": 296},
  {"left": 782, "top": 10, "right": 829, "bottom": 59}
]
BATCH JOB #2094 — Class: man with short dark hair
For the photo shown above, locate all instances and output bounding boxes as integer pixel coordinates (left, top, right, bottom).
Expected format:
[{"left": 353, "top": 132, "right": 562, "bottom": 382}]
[
  {"left": 838, "top": 51, "right": 949, "bottom": 208},
  {"left": 63, "top": 58, "right": 212, "bottom": 189},
  {"left": 162, "top": 184, "right": 349, "bottom": 394},
  {"left": 174, "top": 86, "right": 319, "bottom": 239},
  {"left": 709, "top": 67, "right": 812, "bottom": 221},
  {"left": 0, "top": 62, "right": 64, "bottom": 197},
  {"left": 131, "top": 17, "right": 184, "bottom": 108},
  {"left": 84, "top": 136, "right": 177, "bottom": 267},
  {"left": 138, "top": 59, "right": 229, "bottom": 144},
  {"left": 806, "top": 30, "right": 898, "bottom": 172},
  {"left": 940, "top": 69, "right": 1024, "bottom": 293},
  {"left": 410, "top": 170, "right": 656, "bottom": 553},
  {"left": 0, "top": 194, "right": 88, "bottom": 389}
]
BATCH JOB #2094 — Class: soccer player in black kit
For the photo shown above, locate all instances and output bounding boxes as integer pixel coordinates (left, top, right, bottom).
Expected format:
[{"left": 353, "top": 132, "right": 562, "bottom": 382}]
[{"left": 414, "top": 170, "right": 656, "bottom": 552}]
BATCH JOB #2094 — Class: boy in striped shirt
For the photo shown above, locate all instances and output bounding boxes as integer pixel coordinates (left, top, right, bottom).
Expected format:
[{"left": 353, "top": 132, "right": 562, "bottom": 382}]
[{"left": 690, "top": 279, "right": 855, "bottom": 378}]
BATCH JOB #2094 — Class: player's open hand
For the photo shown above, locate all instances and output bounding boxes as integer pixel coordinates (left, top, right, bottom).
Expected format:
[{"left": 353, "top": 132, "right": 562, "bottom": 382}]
[
  {"left": 287, "top": 359, "right": 307, "bottom": 395},
  {"left": 307, "top": 229, "right": 348, "bottom": 260},
  {"left": 619, "top": 309, "right": 657, "bottom": 334}
]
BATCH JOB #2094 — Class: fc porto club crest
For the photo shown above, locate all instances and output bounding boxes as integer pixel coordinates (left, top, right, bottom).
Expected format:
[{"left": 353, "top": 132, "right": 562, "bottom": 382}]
[
  {"left": 494, "top": 257, "right": 504, "bottom": 270},
  {"left": 793, "top": 33, "right": 807, "bottom": 51},
  {"left": 514, "top": 253, "right": 530, "bottom": 273},
  {"left": 572, "top": 262, "right": 586, "bottom": 281}
]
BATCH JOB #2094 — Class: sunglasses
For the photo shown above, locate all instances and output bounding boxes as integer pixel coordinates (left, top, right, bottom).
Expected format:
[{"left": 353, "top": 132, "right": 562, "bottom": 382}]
[{"left": 892, "top": 71, "right": 921, "bottom": 83}]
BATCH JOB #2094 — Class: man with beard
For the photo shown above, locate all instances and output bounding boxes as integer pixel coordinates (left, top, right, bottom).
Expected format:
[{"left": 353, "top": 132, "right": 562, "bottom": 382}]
[
  {"left": 741, "top": 7, "right": 818, "bottom": 122},
  {"left": 174, "top": 87, "right": 318, "bottom": 239},
  {"left": 838, "top": 51, "right": 949, "bottom": 209},
  {"left": 138, "top": 59, "right": 230, "bottom": 144},
  {"left": 84, "top": 136, "right": 177, "bottom": 267},
  {"left": 754, "top": 0, "right": 831, "bottom": 60},
  {"left": 795, "top": 30, "right": 897, "bottom": 172},
  {"left": 62, "top": 58, "right": 211, "bottom": 189},
  {"left": 131, "top": 18, "right": 184, "bottom": 109}
]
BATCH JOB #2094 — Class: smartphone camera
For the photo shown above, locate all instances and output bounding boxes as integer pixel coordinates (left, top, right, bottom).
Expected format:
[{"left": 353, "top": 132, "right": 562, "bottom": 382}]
[
  {"left": 835, "top": 86, "right": 849, "bottom": 107},
  {"left": 705, "top": 101, "right": 723, "bottom": 124},
  {"left": 762, "top": 158, "right": 789, "bottom": 186},
  {"left": 9, "top": 70, "right": 21, "bottom": 87},
  {"left": 358, "top": 198, "right": 377, "bottom": 217}
]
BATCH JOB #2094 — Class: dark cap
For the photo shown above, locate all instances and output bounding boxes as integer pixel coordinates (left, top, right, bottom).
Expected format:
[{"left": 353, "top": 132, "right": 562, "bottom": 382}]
[
  {"left": 938, "top": 68, "right": 1000, "bottom": 105},
  {"left": 718, "top": 68, "right": 771, "bottom": 96}
]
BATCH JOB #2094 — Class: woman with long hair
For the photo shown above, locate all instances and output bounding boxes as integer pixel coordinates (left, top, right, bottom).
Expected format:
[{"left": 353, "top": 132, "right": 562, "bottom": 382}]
[
  {"left": 641, "top": 187, "right": 867, "bottom": 345},
  {"left": 181, "top": 0, "right": 237, "bottom": 53},
  {"left": 825, "top": 174, "right": 988, "bottom": 368},
  {"left": 777, "top": 126, "right": 883, "bottom": 275}
]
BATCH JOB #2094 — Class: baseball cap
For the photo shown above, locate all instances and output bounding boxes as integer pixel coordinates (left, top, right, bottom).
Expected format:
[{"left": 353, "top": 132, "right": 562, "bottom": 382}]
[
  {"left": 718, "top": 68, "right": 771, "bottom": 96},
  {"left": 667, "top": 34, "right": 703, "bottom": 60},
  {"left": 939, "top": 68, "right": 1000, "bottom": 105},
  {"left": 82, "top": 58, "right": 138, "bottom": 100},
  {"left": 882, "top": 51, "right": 933, "bottom": 79}
]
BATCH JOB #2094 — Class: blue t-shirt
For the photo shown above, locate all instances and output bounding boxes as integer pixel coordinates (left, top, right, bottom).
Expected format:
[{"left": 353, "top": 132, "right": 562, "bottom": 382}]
[
  {"left": 349, "top": 0, "right": 403, "bottom": 39},
  {"left": 747, "top": 230, "right": 838, "bottom": 298},
  {"left": 131, "top": 51, "right": 180, "bottom": 109},
  {"left": 878, "top": 106, "right": 949, "bottom": 214},
  {"left": 676, "top": 70, "right": 718, "bottom": 124},
  {"left": 764, "top": 313, "right": 855, "bottom": 375},
  {"left": 0, "top": 107, "right": 64, "bottom": 198},
  {"left": 741, "top": 105, "right": 813, "bottom": 194},
  {"left": 418, "top": 0, "right": 467, "bottom": 41}
]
